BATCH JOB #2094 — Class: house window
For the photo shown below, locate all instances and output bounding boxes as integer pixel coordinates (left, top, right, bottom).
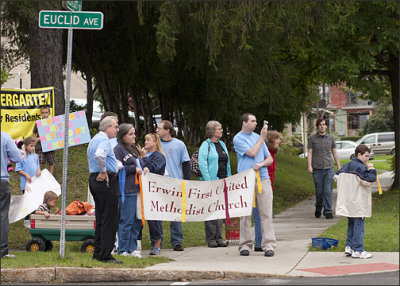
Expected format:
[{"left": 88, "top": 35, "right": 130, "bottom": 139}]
[
  {"left": 347, "top": 112, "right": 369, "bottom": 130},
  {"left": 329, "top": 117, "right": 335, "bottom": 132}
]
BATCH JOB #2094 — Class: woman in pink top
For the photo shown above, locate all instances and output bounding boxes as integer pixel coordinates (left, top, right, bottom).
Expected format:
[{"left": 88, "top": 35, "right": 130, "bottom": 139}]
[{"left": 266, "top": 131, "right": 281, "bottom": 190}]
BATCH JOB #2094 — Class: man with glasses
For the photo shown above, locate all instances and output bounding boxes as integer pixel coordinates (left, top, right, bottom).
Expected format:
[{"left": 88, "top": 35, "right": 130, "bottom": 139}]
[
  {"left": 307, "top": 117, "right": 341, "bottom": 219},
  {"left": 87, "top": 116, "right": 121, "bottom": 263}
]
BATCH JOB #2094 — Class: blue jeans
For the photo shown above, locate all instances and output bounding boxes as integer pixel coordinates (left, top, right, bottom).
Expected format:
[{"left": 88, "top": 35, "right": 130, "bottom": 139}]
[
  {"left": 346, "top": 217, "right": 365, "bottom": 252},
  {"left": 118, "top": 193, "right": 142, "bottom": 254},
  {"left": 252, "top": 204, "right": 262, "bottom": 248},
  {"left": 170, "top": 221, "right": 183, "bottom": 246},
  {"left": 312, "top": 168, "right": 334, "bottom": 216}
]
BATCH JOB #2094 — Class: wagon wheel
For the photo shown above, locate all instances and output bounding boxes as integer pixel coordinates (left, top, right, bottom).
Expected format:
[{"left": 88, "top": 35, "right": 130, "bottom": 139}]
[
  {"left": 26, "top": 238, "right": 46, "bottom": 252},
  {"left": 81, "top": 239, "right": 95, "bottom": 254}
]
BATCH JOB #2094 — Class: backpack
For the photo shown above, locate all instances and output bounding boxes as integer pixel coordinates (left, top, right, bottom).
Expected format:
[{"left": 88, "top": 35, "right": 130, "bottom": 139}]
[{"left": 190, "top": 142, "right": 210, "bottom": 177}]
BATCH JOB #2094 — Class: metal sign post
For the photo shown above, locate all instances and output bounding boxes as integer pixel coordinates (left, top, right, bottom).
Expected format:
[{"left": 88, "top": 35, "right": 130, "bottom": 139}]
[
  {"left": 59, "top": 27, "right": 73, "bottom": 258},
  {"left": 38, "top": 8, "right": 103, "bottom": 258}
]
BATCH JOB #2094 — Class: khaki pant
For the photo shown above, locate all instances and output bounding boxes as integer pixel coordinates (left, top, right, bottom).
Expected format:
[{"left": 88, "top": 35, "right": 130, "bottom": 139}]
[{"left": 239, "top": 179, "right": 276, "bottom": 252}]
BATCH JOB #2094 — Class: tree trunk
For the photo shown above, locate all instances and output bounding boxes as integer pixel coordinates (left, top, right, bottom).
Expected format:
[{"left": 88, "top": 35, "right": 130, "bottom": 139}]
[
  {"left": 389, "top": 52, "right": 399, "bottom": 189},
  {"left": 29, "top": 1, "right": 64, "bottom": 115},
  {"left": 144, "top": 91, "right": 154, "bottom": 133},
  {"left": 131, "top": 92, "right": 142, "bottom": 137},
  {"left": 84, "top": 70, "right": 95, "bottom": 128}
]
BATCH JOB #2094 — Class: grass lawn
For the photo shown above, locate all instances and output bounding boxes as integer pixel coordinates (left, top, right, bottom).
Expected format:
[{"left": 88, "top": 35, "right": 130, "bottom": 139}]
[
  {"left": 1, "top": 250, "right": 171, "bottom": 268},
  {"left": 310, "top": 189, "right": 399, "bottom": 252}
]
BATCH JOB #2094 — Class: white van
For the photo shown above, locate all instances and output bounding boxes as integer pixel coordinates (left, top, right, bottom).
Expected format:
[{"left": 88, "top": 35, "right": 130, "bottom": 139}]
[{"left": 356, "top": 132, "right": 395, "bottom": 155}]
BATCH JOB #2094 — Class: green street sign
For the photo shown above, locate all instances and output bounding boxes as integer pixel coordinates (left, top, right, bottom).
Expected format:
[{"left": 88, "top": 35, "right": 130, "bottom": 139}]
[
  {"left": 62, "top": 1, "right": 82, "bottom": 12},
  {"left": 39, "top": 10, "right": 103, "bottom": 30}
]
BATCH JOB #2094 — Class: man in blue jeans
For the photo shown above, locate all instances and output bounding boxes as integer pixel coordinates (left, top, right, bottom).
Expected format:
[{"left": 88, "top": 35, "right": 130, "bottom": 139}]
[
  {"left": 157, "top": 120, "right": 191, "bottom": 251},
  {"left": 307, "top": 118, "right": 341, "bottom": 219}
]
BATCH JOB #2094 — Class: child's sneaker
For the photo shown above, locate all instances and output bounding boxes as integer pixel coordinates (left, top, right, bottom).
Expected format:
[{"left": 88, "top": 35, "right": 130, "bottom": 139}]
[
  {"left": 24, "top": 219, "right": 30, "bottom": 228},
  {"left": 344, "top": 246, "right": 353, "bottom": 256},
  {"left": 119, "top": 252, "right": 130, "bottom": 256},
  {"left": 352, "top": 251, "right": 373, "bottom": 259},
  {"left": 130, "top": 250, "right": 142, "bottom": 258}
]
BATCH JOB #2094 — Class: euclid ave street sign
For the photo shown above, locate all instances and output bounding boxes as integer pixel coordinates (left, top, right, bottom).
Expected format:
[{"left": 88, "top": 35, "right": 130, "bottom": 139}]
[{"left": 39, "top": 10, "right": 103, "bottom": 30}]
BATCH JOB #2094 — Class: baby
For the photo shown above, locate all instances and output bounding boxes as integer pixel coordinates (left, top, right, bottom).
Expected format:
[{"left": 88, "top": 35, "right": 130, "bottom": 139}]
[{"left": 35, "top": 191, "right": 60, "bottom": 218}]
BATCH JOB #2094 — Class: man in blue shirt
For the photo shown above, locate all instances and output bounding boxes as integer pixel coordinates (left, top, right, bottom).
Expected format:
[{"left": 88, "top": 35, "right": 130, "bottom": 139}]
[
  {"left": 157, "top": 120, "right": 191, "bottom": 251},
  {"left": 1, "top": 131, "right": 23, "bottom": 259},
  {"left": 233, "top": 113, "right": 276, "bottom": 257},
  {"left": 87, "top": 116, "right": 121, "bottom": 263}
]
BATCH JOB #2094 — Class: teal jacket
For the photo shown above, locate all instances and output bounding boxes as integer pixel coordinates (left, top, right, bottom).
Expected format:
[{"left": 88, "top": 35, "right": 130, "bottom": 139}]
[{"left": 198, "top": 139, "right": 231, "bottom": 181}]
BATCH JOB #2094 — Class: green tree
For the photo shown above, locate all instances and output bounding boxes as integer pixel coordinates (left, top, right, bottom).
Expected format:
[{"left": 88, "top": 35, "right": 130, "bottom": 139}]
[
  {"left": 362, "top": 104, "right": 394, "bottom": 135},
  {"left": 311, "top": 1, "right": 399, "bottom": 189}
]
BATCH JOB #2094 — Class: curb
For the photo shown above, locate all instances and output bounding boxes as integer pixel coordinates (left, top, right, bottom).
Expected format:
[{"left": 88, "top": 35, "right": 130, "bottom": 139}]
[{"left": 1, "top": 267, "right": 287, "bottom": 283}]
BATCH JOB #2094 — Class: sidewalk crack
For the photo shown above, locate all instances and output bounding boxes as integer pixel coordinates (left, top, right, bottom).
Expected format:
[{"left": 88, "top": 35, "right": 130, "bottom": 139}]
[{"left": 285, "top": 251, "right": 308, "bottom": 275}]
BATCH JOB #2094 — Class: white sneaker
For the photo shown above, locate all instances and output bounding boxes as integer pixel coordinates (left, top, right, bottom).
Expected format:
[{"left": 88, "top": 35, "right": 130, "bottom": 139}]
[
  {"left": 352, "top": 251, "right": 373, "bottom": 259},
  {"left": 344, "top": 246, "right": 353, "bottom": 256},
  {"left": 119, "top": 252, "right": 130, "bottom": 256},
  {"left": 130, "top": 250, "right": 142, "bottom": 258},
  {"left": 24, "top": 220, "right": 30, "bottom": 228},
  {"left": 3, "top": 254, "right": 16, "bottom": 258}
]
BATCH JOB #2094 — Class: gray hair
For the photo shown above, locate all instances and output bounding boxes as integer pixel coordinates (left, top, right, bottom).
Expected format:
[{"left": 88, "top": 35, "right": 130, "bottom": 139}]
[
  {"left": 99, "top": 116, "right": 116, "bottom": 132},
  {"left": 205, "top": 121, "right": 221, "bottom": 138}
]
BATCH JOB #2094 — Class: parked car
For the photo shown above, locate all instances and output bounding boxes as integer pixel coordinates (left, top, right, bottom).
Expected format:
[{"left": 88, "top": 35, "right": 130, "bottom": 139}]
[
  {"left": 356, "top": 132, "right": 395, "bottom": 155},
  {"left": 336, "top": 140, "right": 374, "bottom": 160},
  {"left": 298, "top": 140, "right": 374, "bottom": 160}
]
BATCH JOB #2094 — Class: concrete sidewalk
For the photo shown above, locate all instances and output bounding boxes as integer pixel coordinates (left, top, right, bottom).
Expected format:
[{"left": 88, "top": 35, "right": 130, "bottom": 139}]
[
  {"left": 145, "top": 170, "right": 398, "bottom": 278},
  {"left": 2, "top": 171, "right": 398, "bottom": 283}
]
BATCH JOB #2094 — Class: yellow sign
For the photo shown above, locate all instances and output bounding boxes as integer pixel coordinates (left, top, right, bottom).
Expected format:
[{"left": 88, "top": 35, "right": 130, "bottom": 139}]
[{"left": 0, "top": 87, "right": 55, "bottom": 140}]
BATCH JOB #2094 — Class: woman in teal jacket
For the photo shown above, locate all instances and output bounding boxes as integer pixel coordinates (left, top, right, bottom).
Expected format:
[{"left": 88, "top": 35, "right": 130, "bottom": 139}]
[{"left": 198, "top": 121, "right": 231, "bottom": 247}]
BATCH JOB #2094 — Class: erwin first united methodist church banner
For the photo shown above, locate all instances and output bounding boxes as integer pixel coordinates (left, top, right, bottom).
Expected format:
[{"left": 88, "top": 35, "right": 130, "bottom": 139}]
[{"left": 137, "top": 169, "right": 257, "bottom": 222}]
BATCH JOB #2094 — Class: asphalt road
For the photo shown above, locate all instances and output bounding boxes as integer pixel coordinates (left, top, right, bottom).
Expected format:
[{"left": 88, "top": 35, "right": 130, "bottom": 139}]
[{"left": 4, "top": 271, "right": 398, "bottom": 285}]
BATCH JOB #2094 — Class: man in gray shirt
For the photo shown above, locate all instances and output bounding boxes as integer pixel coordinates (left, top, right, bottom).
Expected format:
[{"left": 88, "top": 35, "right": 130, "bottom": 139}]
[{"left": 307, "top": 118, "right": 341, "bottom": 219}]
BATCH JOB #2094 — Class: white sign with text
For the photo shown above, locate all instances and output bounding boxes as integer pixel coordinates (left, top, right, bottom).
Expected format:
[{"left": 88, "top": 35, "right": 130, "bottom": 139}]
[
  {"left": 138, "top": 169, "right": 255, "bottom": 222},
  {"left": 9, "top": 169, "right": 61, "bottom": 223}
]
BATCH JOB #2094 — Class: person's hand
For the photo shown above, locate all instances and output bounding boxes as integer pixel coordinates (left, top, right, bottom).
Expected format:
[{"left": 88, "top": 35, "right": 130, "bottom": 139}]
[
  {"left": 253, "top": 162, "right": 263, "bottom": 171},
  {"left": 308, "top": 166, "right": 313, "bottom": 173},
  {"left": 137, "top": 145, "right": 146, "bottom": 158},
  {"left": 117, "top": 160, "right": 123, "bottom": 170},
  {"left": 44, "top": 213, "right": 50, "bottom": 218},
  {"left": 26, "top": 174, "right": 32, "bottom": 183},
  {"left": 54, "top": 207, "right": 60, "bottom": 214},
  {"left": 260, "top": 125, "right": 268, "bottom": 139},
  {"left": 136, "top": 167, "right": 143, "bottom": 175},
  {"left": 96, "top": 172, "right": 109, "bottom": 182},
  {"left": 367, "top": 162, "right": 374, "bottom": 169},
  {"left": 143, "top": 167, "right": 149, "bottom": 175},
  {"left": 36, "top": 169, "right": 42, "bottom": 177}
]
